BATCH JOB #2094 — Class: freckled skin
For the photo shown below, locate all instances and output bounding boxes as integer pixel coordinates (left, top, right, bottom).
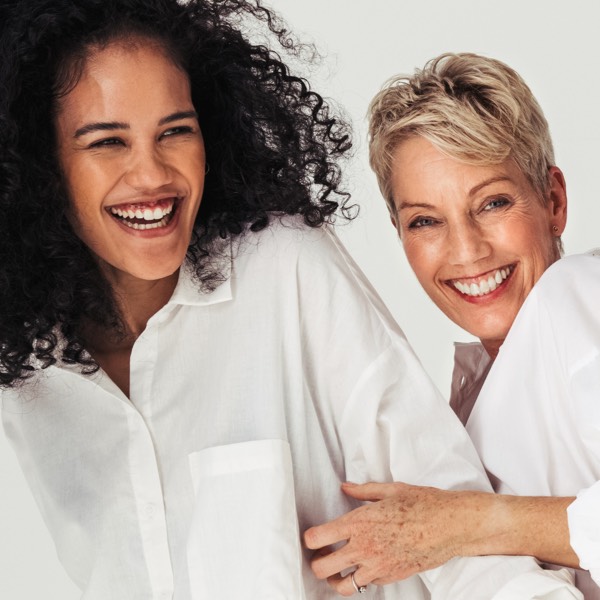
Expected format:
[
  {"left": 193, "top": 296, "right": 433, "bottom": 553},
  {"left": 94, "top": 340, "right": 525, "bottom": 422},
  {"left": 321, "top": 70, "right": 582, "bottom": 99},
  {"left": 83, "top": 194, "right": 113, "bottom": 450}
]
[{"left": 306, "top": 484, "right": 468, "bottom": 594}]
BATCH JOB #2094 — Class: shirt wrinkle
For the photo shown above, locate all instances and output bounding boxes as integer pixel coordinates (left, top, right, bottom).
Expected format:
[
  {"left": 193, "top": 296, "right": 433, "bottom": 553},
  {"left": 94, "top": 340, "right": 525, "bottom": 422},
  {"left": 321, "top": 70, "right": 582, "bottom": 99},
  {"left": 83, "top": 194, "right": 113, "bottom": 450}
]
[
  {"left": 1, "top": 217, "right": 582, "bottom": 600},
  {"left": 467, "top": 251, "right": 600, "bottom": 598}
]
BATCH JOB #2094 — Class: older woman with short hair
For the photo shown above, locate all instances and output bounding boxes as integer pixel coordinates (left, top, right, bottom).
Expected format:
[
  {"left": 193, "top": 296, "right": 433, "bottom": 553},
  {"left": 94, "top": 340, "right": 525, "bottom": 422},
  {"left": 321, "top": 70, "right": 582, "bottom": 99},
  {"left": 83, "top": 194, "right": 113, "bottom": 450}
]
[
  {"left": 306, "top": 53, "right": 599, "bottom": 598},
  {"left": 4, "top": 5, "right": 577, "bottom": 598}
]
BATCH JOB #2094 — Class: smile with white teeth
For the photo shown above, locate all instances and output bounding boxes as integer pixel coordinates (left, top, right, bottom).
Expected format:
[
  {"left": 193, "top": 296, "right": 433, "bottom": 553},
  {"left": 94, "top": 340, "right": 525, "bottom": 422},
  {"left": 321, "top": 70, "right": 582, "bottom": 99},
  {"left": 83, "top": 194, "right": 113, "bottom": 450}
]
[
  {"left": 451, "top": 265, "right": 514, "bottom": 297},
  {"left": 109, "top": 200, "right": 176, "bottom": 230}
]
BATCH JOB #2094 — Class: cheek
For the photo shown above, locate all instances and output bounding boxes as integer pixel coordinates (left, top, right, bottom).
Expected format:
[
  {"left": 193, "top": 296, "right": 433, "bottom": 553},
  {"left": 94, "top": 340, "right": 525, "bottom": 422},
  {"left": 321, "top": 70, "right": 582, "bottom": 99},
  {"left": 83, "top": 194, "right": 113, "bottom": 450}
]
[{"left": 403, "top": 237, "right": 438, "bottom": 288}]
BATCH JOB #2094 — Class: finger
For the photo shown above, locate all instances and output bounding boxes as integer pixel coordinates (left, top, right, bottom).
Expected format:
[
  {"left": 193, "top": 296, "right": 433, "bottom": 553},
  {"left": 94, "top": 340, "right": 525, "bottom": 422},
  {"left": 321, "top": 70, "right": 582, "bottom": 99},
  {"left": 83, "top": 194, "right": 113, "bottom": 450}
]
[
  {"left": 310, "top": 544, "right": 355, "bottom": 580},
  {"left": 325, "top": 572, "right": 354, "bottom": 597},
  {"left": 326, "top": 569, "right": 371, "bottom": 597},
  {"left": 304, "top": 517, "right": 350, "bottom": 550},
  {"left": 341, "top": 481, "right": 407, "bottom": 501}
]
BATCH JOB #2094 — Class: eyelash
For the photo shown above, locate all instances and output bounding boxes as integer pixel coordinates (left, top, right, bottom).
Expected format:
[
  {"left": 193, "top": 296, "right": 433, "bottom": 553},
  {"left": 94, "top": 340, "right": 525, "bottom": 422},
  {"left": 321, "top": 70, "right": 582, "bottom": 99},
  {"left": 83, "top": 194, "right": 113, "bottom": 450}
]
[
  {"left": 160, "top": 125, "right": 194, "bottom": 138},
  {"left": 406, "top": 196, "right": 511, "bottom": 229},
  {"left": 483, "top": 196, "right": 510, "bottom": 210},
  {"left": 88, "top": 137, "right": 123, "bottom": 149},
  {"left": 408, "top": 216, "right": 438, "bottom": 229},
  {"left": 88, "top": 126, "right": 195, "bottom": 149}
]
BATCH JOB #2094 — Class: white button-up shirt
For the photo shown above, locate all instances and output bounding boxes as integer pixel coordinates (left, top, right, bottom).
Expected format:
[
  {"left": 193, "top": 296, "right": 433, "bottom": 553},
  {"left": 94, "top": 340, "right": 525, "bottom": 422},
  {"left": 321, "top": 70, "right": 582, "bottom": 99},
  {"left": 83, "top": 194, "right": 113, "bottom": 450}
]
[
  {"left": 467, "top": 252, "right": 600, "bottom": 599},
  {"left": 2, "top": 219, "right": 580, "bottom": 599}
]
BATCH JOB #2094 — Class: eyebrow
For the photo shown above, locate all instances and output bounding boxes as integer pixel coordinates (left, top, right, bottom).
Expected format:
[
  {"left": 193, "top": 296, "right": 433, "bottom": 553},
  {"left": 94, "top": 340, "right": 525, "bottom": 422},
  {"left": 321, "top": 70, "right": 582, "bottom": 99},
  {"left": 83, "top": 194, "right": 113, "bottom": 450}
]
[
  {"left": 396, "top": 201, "right": 435, "bottom": 212},
  {"left": 468, "top": 175, "right": 512, "bottom": 197},
  {"left": 74, "top": 121, "right": 128, "bottom": 138},
  {"left": 73, "top": 110, "right": 199, "bottom": 138},
  {"left": 158, "top": 110, "right": 198, "bottom": 126},
  {"left": 395, "top": 175, "right": 513, "bottom": 212}
]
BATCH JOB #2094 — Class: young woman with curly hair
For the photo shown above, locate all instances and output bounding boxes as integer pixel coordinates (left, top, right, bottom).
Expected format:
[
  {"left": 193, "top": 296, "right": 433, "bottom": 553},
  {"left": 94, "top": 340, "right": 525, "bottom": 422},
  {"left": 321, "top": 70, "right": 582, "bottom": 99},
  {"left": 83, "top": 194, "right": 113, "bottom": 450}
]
[{"left": 0, "top": 1, "right": 579, "bottom": 598}]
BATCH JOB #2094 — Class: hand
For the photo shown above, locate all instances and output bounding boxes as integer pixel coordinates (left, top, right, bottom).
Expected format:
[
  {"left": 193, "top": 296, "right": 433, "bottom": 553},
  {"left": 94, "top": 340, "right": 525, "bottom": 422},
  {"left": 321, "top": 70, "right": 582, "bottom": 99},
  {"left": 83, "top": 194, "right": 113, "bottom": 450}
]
[{"left": 304, "top": 481, "right": 483, "bottom": 596}]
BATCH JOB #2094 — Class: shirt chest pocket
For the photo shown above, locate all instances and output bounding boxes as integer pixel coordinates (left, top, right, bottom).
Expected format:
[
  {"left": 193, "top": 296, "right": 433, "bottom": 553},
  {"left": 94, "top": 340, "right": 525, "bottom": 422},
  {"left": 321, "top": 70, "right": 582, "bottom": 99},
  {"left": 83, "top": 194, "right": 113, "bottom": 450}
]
[{"left": 187, "top": 439, "right": 306, "bottom": 599}]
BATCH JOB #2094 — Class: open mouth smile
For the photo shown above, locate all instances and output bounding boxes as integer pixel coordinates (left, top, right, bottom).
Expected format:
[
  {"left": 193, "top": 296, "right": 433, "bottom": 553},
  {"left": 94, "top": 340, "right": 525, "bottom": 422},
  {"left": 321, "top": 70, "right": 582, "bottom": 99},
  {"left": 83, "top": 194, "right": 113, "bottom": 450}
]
[
  {"left": 108, "top": 197, "right": 179, "bottom": 230},
  {"left": 448, "top": 264, "right": 515, "bottom": 297}
]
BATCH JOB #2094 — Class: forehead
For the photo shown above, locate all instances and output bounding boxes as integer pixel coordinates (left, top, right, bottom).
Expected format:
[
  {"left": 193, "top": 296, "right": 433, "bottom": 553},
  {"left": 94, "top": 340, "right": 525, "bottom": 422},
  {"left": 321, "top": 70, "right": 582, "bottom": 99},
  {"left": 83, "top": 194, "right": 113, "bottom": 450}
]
[
  {"left": 390, "top": 136, "right": 526, "bottom": 205},
  {"left": 55, "top": 39, "right": 191, "bottom": 124}
]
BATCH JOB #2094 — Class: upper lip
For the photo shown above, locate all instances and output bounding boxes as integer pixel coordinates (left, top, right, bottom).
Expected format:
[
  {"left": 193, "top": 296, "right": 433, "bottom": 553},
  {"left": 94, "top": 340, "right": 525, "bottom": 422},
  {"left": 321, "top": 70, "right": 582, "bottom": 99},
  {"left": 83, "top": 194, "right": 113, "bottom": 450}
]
[
  {"left": 106, "top": 193, "right": 182, "bottom": 210},
  {"left": 445, "top": 263, "right": 515, "bottom": 285}
]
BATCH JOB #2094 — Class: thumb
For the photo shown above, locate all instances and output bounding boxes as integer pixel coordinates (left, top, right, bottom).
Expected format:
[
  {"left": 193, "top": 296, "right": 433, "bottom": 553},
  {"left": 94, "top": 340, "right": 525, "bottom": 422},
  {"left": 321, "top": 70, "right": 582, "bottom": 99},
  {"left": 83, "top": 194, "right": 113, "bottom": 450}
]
[{"left": 341, "top": 481, "right": 407, "bottom": 501}]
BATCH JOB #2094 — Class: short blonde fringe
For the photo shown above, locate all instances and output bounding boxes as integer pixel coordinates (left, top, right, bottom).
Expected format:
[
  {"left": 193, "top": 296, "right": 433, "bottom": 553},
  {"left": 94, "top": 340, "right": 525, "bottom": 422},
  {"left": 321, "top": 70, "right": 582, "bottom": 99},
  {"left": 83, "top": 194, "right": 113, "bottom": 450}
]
[{"left": 368, "top": 53, "right": 555, "bottom": 214}]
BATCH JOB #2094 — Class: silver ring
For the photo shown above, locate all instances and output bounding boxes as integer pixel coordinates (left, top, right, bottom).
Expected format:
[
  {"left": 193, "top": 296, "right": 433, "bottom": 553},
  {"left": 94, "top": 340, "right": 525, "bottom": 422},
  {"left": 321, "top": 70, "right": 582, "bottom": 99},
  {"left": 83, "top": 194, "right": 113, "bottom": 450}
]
[{"left": 351, "top": 571, "right": 367, "bottom": 594}]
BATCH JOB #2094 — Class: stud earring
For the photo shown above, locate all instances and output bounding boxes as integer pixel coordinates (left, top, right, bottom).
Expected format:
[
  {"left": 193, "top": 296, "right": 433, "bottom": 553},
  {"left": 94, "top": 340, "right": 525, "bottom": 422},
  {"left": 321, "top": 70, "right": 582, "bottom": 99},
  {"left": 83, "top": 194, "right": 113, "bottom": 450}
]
[{"left": 553, "top": 225, "right": 559, "bottom": 234}]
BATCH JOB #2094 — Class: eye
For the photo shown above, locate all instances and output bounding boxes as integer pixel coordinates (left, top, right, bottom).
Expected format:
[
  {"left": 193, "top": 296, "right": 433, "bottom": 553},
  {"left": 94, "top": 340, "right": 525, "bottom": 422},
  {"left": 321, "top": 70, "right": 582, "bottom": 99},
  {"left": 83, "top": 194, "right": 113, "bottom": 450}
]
[
  {"left": 483, "top": 196, "right": 510, "bottom": 211},
  {"left": 88, "top": 137, "right": 124, "bottom": 149},
  {"left": 408, "top": 216, "right": 438, "bottom": 229},
  {"left": 160, "top": 125, "right": 194, "bottom": 139}
]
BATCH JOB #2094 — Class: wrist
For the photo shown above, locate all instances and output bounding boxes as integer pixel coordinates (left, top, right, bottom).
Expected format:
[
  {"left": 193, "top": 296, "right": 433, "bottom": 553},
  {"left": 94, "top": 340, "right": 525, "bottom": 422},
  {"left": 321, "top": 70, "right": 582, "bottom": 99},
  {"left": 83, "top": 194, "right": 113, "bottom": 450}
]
[{"left": 461, "top": 493, "right": 580, "bottom": 567}]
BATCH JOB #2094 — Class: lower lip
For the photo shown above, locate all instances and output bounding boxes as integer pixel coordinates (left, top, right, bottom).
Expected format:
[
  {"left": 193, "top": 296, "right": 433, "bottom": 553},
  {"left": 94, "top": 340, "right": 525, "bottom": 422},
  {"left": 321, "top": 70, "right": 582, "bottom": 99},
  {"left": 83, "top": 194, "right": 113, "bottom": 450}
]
[
  {"left": 447, "top": 266, "right": 516, "bottom": 304},
  {"left": 110, "top": 200, "right": 182, "bottom": 238}
]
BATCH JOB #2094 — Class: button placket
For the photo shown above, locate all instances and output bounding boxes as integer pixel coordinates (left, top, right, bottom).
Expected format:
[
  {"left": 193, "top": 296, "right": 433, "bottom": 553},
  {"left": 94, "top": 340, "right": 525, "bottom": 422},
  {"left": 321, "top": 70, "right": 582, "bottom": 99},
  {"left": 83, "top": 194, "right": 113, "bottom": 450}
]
[{"left": 128, "top": 318, "right": 174, "bottom": 597}]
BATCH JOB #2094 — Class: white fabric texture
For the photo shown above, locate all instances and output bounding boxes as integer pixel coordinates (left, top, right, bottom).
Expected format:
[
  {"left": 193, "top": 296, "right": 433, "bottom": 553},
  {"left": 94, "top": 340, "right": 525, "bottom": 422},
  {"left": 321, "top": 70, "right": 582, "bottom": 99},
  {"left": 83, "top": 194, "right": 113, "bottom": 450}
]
[
  {"left": 2, "top": 219, "right": 580, "bottom": 599},
  {"left": 467, "top": 252, "right": 600, "bottom": 598}
]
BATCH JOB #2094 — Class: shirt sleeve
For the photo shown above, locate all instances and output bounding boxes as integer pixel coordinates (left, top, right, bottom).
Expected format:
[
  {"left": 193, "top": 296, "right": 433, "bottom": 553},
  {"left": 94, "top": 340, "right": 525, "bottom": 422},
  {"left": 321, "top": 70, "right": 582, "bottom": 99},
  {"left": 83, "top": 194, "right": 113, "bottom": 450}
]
[
  {"left": 568, "top": 481, "right": 600, "bottom": 585},
  {"left": 337, "top": 342, "right": 581, "bottom": 599},
  {"left": 564, "top": 282, "right": 600, "bottom": 585},
  {"left": 294, "top": 227, "right": 582, "bottom": 598},
  {"left": 467, "top": 254, "right": 600, "bottom": 593}
]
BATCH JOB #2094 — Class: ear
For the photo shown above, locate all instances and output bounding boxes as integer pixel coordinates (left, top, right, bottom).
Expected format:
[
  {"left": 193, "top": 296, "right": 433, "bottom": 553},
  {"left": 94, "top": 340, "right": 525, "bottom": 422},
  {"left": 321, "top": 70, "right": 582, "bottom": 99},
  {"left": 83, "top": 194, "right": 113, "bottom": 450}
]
[{"left": 546, "top": 166, "right": 568, "bottom": 235}]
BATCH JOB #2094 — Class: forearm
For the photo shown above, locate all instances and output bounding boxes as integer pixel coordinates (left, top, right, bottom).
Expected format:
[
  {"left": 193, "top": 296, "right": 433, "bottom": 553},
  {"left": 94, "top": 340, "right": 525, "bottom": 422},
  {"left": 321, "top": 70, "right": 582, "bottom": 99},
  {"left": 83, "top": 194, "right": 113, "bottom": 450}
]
[{"left": 463, "top": 492, "right": 580, "bottom": 568}]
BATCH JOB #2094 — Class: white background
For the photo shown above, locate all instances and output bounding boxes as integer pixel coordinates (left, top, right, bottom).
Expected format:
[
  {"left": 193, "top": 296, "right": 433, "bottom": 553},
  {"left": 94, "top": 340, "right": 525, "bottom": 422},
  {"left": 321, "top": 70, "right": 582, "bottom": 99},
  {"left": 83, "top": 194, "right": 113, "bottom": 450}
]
[{"left": 2, "top": 1, "right": 600, "bottom": 597}]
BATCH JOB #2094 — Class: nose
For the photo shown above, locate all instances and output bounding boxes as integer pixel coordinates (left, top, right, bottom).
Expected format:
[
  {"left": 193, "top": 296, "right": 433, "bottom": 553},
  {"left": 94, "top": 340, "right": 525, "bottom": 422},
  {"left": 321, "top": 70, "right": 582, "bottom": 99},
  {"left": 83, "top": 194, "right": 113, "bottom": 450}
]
[
  {"left": 446, "top": 218, "right": 492, "bottom": 267},
  {"left": 123, "top": 145, "right": 173, "bottom": 191}
]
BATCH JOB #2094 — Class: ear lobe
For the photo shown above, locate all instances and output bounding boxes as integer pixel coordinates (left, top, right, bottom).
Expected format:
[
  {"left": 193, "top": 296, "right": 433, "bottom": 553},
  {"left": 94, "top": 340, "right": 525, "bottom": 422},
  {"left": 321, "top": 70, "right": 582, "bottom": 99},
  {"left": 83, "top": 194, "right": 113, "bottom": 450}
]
[{"left": 547, "top": 166, "right": 568, "bottom": 234}]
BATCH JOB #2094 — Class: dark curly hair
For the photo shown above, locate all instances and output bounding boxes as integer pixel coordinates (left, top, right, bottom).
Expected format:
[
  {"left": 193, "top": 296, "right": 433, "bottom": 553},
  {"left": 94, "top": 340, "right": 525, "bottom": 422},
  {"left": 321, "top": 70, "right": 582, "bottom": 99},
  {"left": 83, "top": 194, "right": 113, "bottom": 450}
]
[{"left": 0, "top": 0, "right": 354, "bottom": 387}]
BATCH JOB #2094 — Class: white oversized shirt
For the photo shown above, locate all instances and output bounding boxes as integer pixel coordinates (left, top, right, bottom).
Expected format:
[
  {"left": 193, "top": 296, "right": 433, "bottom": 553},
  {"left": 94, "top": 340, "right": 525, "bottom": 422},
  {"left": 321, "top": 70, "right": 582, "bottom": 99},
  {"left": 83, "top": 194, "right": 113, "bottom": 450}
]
[
  {"left": 467, "top": 252, "right": 600, "bottom": 599},
  {"left": 2, "top": 219, "right": 580, "bottom": 599}
]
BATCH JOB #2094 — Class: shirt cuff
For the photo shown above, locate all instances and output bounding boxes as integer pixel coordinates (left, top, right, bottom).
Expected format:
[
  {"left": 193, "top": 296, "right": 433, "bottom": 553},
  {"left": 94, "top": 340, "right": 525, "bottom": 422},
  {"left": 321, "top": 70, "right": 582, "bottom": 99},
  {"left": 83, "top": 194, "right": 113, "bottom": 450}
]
[
  {"left": 568, "top": 481, "right": 600, "bottom": 585},
  {"left": 491, "top": 567, "right": 582, "bottom": 600}
]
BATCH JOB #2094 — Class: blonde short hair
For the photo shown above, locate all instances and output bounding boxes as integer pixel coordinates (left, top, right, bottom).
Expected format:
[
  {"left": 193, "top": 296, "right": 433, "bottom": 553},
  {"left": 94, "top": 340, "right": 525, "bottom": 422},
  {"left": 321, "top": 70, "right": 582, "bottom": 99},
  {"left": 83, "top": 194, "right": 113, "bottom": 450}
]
[{"left": 368, "top": 52, "right": 555, "bottom": 213}]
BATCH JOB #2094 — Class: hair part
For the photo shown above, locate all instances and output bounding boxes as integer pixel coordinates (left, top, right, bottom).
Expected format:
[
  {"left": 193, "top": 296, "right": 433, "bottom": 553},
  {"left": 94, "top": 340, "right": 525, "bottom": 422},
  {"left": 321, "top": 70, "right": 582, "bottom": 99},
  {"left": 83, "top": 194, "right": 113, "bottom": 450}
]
[{"left": 368, "top": 52, "right": 555, "bottom": 215}]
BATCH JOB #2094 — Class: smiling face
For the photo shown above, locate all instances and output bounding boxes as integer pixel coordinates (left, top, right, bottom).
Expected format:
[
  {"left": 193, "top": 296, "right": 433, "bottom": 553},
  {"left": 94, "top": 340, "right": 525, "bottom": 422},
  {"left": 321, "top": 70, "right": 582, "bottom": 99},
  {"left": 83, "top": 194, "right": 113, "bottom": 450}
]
[
  {"left": 390, "top": 136, "right": 567, "bottom": 357},
  {"left": 54, "top": 38, "right": 205, "bottom": 287}
]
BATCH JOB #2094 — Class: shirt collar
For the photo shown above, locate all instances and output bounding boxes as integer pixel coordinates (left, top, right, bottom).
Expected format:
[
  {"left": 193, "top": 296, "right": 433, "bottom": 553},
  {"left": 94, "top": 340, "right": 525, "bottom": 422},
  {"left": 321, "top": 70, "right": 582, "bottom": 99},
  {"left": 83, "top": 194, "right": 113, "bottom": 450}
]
[
  {"left": 168, "top": 243, "right": 233, "bottom": 307},
  {"left": 167, "top": 262, "right": 233, "bottom": 306}
]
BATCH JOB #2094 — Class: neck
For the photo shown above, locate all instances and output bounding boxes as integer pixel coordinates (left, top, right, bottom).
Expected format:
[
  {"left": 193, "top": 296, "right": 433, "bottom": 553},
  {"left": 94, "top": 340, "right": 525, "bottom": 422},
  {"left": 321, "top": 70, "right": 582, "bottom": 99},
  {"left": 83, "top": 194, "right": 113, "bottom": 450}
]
[
  {"left": 84, "top": 268, "right": 179, "bottom": 353},
  {"left": 111, "top": 271, "right": 179, "bottom": 337}
]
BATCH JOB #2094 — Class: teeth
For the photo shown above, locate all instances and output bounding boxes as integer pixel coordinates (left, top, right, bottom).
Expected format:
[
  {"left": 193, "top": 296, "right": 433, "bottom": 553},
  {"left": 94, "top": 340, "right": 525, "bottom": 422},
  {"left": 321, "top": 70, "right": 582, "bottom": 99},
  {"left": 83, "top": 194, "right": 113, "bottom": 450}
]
[
  {"left": 452, "top": 266, "right": 513, "bottom": 297},
  {"left": 122, "top": 217, "right": 169, "bottom": 230},
  {"left": 109, "top": 201, "right": 175, "bottom": 224}
]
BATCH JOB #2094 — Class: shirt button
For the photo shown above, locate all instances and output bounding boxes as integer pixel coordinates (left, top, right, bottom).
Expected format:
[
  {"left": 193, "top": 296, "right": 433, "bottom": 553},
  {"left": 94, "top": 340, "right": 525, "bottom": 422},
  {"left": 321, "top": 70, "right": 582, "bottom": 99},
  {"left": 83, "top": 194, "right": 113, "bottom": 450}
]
[{"left": 144, "top": 503, "right": 156, "bottom": 519}]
